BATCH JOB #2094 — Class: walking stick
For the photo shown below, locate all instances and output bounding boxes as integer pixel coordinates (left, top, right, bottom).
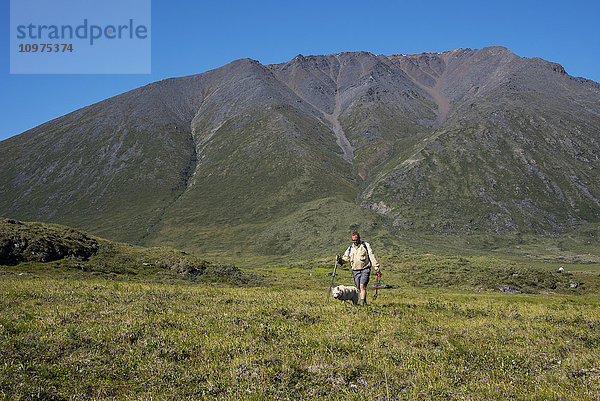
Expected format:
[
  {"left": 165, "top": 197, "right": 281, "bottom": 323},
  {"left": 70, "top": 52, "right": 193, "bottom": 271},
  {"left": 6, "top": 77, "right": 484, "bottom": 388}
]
[{"left": 326, "top": 259, "right": 339, "bottom": 303}]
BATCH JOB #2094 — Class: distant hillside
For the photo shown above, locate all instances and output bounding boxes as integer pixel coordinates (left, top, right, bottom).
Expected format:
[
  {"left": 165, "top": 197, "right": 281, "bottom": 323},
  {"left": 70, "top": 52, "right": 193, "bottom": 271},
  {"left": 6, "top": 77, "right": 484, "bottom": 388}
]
[
  {"left": 0, "top": 218, "right": 255, "bottom": 284},
  {"left": 1, "top": 46, "right": 599, "bottom": 258}
]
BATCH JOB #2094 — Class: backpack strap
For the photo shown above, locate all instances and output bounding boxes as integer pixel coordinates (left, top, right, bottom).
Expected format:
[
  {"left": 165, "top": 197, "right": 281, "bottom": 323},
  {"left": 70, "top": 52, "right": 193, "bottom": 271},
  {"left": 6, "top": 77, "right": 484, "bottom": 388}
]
[{"left": 362, "top": 242, "right": 369, "bottom": 259}]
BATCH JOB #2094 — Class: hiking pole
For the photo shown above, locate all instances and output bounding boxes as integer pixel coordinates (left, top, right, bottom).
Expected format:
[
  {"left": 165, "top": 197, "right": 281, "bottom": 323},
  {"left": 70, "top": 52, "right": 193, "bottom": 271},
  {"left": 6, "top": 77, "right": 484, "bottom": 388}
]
[{"left": 326, "top": 257, "right": 340, "bottom": 303}]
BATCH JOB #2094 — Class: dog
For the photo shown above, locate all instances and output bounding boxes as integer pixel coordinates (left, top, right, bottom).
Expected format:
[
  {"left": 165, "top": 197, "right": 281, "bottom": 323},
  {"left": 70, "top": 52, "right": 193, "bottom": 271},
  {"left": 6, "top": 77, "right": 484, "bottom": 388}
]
[{"left": 332, "top": 285, "right": 359, "bottom": 305}]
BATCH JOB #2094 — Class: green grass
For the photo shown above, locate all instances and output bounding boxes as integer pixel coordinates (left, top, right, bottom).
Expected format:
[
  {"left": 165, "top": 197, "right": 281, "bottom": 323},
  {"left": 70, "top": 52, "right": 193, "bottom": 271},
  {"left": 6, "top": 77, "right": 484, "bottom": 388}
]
[
  {"left": 1, "top": 273, "right": 599, "bottom": 400},
  {"left": 2, "top": 218, "right": 600, "bottom": 399}
]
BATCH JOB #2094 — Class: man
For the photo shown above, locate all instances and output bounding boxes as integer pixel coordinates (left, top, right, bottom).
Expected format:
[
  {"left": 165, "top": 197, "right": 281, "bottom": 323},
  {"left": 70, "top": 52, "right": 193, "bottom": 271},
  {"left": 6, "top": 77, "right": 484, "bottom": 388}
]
[{"left": 336, "top": 231, "right": 380, "bottom": 306}]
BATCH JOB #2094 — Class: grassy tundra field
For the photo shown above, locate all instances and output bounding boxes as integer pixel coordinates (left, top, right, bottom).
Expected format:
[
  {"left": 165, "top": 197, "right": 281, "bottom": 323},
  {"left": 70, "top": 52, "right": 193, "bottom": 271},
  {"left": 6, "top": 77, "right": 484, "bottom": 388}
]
[{"left": 1, "top": 220, "right": 600, "bottom": 400}]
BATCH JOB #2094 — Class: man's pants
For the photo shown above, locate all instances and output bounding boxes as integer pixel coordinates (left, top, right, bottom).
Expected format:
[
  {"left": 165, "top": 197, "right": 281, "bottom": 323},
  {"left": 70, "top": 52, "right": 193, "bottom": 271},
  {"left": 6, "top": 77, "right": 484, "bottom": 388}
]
[{"left": 352, "top": 268, "right": 371, "bottom": 290}]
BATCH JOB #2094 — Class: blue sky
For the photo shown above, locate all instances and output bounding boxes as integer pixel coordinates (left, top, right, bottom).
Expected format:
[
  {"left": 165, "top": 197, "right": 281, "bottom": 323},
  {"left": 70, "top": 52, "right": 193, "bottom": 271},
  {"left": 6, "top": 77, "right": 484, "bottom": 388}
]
[{"left": 1, "top": 0, "right": 599, "bottom": 141}]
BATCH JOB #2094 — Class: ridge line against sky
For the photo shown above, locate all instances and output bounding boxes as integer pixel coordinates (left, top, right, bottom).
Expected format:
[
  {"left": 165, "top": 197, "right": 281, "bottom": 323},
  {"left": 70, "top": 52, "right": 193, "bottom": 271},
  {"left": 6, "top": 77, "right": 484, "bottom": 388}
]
[{"left": 1, "top": 0, "right": 599, "bottom": 142}]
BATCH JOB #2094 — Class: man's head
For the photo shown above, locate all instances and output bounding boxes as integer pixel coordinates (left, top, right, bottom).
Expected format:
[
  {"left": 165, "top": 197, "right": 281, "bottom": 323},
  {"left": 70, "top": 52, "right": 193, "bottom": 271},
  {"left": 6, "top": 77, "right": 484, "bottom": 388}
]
[{"left": 351, "top": 231, "right": 361, "bottom": 244}]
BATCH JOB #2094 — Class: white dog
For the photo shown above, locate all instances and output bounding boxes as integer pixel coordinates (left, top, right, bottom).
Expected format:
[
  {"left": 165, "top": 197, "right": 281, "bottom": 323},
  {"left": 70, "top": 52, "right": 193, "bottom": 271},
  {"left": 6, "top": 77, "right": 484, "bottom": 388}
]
[{"left": 332, "top": 285, "right": 359, "bottom": 305}]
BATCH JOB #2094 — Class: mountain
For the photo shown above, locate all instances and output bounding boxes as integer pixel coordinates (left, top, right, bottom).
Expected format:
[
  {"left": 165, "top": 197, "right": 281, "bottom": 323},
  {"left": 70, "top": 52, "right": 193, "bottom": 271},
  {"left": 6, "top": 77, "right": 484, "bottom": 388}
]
[{"left": 1, "top": 46, "right": 599, "bottom": 260}]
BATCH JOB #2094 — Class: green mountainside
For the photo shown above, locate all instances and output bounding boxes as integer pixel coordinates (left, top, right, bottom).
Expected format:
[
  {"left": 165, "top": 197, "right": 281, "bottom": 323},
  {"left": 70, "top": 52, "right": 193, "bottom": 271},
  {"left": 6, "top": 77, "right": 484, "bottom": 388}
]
[{"left": 1, "top": 46, "right": 599, "bottom": 260}]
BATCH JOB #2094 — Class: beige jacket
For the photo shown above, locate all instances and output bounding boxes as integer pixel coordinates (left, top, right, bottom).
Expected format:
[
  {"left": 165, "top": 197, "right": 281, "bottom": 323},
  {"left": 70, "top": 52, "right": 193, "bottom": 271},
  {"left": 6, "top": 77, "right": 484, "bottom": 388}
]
[{"left": 342, "top": 242, "right": 379, "bottom": 271}]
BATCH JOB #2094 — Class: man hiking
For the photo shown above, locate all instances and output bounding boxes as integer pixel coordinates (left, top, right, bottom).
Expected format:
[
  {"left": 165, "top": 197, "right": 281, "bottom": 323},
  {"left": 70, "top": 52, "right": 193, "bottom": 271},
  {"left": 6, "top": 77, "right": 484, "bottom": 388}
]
[{"left": 337, "top": 231, "right": 380, "bottom": 306}]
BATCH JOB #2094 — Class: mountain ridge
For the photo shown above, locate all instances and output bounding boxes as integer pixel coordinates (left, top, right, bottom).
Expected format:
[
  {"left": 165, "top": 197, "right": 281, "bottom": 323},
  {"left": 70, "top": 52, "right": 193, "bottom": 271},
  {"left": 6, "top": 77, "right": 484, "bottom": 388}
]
[{"left": 2, "top": 46, "right": 599, "bottom": 259}]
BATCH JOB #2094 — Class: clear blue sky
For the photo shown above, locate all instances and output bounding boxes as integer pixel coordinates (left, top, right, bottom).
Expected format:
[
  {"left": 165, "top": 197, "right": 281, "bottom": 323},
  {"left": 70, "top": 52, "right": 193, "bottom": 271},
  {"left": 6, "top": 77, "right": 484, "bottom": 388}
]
[{"left": 1, "top": 0, "right": 599, "bottom": 142}]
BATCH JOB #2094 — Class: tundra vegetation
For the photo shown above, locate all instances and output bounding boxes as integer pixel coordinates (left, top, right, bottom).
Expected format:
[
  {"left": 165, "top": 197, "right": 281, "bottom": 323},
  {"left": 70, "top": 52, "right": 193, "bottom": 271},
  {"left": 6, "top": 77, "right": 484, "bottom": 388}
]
[
  {"left": 3, "top": 46, "right": 600, "bottom": 400},
  {"left": 1, "top": 219, "right": 599, "bottom": 400}
]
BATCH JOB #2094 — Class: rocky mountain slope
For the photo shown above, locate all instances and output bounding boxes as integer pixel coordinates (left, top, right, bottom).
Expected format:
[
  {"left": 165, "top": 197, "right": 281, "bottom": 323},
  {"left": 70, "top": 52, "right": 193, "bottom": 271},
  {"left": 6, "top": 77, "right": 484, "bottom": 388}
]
[{"left": 1, "top": 46, "right": 599, "bottom": 258}]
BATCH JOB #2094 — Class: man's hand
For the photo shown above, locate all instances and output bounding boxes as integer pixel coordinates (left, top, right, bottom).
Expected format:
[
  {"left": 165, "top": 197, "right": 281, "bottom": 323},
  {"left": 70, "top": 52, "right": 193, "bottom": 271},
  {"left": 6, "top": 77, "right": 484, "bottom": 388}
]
[{"left": 336, "top": 255, "right": 343, "bottom": 265}]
